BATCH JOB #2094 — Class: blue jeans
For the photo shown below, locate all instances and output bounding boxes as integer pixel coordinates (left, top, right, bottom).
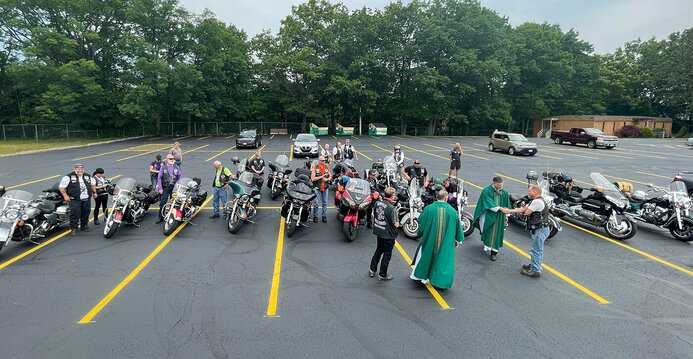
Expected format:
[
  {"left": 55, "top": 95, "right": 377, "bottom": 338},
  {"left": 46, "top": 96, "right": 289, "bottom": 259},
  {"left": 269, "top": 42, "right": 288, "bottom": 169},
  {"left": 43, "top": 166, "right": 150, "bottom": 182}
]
[
  {"left": 313, "top": 188, "right": 328, "bottom": 217},
  {"left": 530, "top": 226, "right": 550, "bottom": 272},
  {"left": 175, "top": 160, "right": 182, "bottom": 168},
  {"left": 150, "top": 176, "right": 158, "bottom": 190},
  {"left": 159, "top": 186, "right": 174, "bottom": 220},
  {"left": 213, "top": 186, "right": 228, "bottom": 215}
]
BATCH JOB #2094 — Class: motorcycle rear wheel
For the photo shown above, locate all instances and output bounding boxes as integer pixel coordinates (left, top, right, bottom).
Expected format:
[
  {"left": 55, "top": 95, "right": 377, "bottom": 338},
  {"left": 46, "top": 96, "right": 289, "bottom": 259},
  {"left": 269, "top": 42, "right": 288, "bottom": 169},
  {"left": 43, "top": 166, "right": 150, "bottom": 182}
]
[
  {"left": 286, "top": 218, "right": 298, "bottom": 238},
  {"left": 669, "top": 217, "right": 693, "bottom": 242},
  {"left": 163, "top": 216, "right": 180, "bottom": 235},
  {"left": 461, "top": 213, "right": 474, "bottom": 237},
  {"left": 228, "top": 213, "right": 244, "bottom": 234},
  {"left": 603, "top": 218, "right": 637, "bottom": 240},
  {"left": 343, "top": 220, "right": 357, "bottom": 242},
  {"left": 103, "top": 219, "right": 119, "bottom": 238},
  {"left": 402, "top": 218, "right": 421, "bottom": 239}
]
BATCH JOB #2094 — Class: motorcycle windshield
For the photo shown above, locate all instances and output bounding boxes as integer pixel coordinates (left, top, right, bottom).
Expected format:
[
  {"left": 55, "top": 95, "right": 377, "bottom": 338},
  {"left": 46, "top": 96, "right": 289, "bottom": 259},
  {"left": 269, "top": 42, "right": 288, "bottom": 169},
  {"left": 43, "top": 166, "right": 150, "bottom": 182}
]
[
  {"left": 383, "top": 155, "right": 397, "bottom": 172},
  {"left": 408, "top": 178, "right": 421, "bottom": 198},
  {"left": 345, "top": 178, "right": 371, "bottom": 203},
  {"left": 173, "top": 178, "right": 193, "bottom": 195},
  {"left": 115, "top": 177, "right": 137, "bottom": 195},
  {"left": 0, "top": 190, "right": 32, "bottom": 222},
  {"left": 590, "top": 172, "right": 624, "bottom": 199},
  {"left": 238, "top": 159, "right": 248, "bottom": 174},
  {"left": 237, "top": 172, "right": 254, "bottom": 186},
  {"left": 669, "top": 181, "right": 689, "bottom": 204},
  {"left": 275, "top": 155, "right": 289, "bottom": 167}
]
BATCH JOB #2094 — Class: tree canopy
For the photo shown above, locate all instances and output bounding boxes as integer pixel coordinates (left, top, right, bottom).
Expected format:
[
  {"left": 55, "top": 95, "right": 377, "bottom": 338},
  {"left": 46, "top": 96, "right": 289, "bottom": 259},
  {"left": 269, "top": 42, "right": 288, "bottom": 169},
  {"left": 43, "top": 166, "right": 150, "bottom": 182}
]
[{"left": 1, "top": 0, "right": 690, "bottom": 135}]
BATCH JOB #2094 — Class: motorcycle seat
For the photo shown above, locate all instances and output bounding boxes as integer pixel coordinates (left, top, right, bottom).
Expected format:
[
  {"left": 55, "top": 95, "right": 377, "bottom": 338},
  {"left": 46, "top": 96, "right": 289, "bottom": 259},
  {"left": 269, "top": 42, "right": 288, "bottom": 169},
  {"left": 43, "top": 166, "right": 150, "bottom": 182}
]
[
  {"left": 136, "top": 183, "right": 152, "bottom": 191},
  {"left": 36, "top": 201, "right": 56, "bottom": 214}
]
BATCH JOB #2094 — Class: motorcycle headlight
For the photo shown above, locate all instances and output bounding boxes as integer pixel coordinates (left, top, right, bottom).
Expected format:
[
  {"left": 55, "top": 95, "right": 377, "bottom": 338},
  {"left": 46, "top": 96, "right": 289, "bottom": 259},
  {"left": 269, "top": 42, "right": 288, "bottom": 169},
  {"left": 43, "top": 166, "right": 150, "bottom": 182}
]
[
  {"left": 129, "top": 199, "right": 135, "bottom": 206},
  {"left": 172, "top": 194, "right": 177, "bottom": 198},
  {"left": 277, "top": 173, "right": 283, "bottom": 178},
  {"left": 4, "top": 210, "right": 19, "bottom": 221},
  {"left": 21, "top": 214, "right": 29, "bottom": 221},
  {"left": 241, "top": 194, "right": 249, "bottom": 202}
]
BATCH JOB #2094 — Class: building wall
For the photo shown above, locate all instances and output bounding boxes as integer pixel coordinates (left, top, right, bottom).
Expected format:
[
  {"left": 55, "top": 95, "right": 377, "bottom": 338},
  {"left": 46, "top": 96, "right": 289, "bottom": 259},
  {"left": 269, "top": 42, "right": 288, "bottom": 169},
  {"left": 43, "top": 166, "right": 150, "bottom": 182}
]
[{"left": 533, "top": 116, "right": 672, "bottom": 137}]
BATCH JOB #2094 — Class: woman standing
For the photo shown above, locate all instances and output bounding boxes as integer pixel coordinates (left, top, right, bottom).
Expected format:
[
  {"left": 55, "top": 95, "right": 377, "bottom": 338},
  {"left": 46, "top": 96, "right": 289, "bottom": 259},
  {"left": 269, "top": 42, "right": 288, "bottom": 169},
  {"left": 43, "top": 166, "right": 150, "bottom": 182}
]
[
  {"left": 149, "top": 154, "right": 163, "bottom": 189},
  {"left": 91, "top": 168, "right": 110, "bottom": 225}
]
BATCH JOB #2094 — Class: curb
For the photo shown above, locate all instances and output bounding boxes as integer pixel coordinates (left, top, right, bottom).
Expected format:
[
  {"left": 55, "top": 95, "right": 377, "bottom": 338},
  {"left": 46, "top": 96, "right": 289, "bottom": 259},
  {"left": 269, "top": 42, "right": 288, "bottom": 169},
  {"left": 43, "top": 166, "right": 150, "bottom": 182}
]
[{"left": 0, "top": 136, "right": 149, "bottom": 158}]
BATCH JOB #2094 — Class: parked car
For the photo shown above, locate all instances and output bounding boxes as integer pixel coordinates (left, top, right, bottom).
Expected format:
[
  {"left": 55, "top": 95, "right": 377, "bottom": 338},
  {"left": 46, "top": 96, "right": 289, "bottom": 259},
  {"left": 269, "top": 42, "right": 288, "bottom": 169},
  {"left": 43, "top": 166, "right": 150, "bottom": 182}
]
[
  {"left": 685, "top": 138, "right": 693, "bottom": 146},
  {"left": 550, "top": 128, "right": 618, "bottom": 149},
  {"left": 292, "top": 133, "right": 320, "bottom": 158},
  {"left": 236, "top": 129, "right": 262, "bottom": 148},
  {"left": 488, "top": 129, "right": 538, "bottom": 156}
]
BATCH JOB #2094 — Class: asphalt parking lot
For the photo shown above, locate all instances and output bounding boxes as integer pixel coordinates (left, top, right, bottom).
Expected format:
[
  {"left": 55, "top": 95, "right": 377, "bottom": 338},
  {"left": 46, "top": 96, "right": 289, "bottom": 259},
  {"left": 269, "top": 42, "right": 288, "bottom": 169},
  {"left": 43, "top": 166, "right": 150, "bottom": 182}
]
[{"left": 0, "top": 134, "right": 691, "bottom": 358}]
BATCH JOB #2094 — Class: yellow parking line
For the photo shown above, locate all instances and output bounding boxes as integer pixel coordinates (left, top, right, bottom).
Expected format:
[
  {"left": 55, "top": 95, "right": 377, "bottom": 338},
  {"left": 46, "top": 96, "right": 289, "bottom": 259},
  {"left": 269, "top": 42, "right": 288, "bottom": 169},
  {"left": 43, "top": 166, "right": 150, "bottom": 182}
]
[
  {"left": 197, "top": 135, "right": 212, "bottom": 141},
  {"left": 391, "top": 136, "right": 403, "bottom": 139},
  {"left": 117, "top": 145, "right": 170, "bottom": 162},
  {"left": 148, "top": 136, "right": 166, "bottom": 141},
  {"left": 439, "top": 174, "right": 484, "bottom": 190},
  {"left": 266, "top": 220, "right": 285, "bottom": 316},
  {"left": 270, "top": 135, "right": 275, "bottom": 140},
  {"left": 182, "top": 144, "right": 209, "bottom": 154},
  {"left": 172, "top": 135, "right": 191, "bottom": 141},
  {"left": 562, "top": 221, "right": 693, "bottom": 276},
  {"left": 461, "top": 144, "right": 526, "bottom": 161},
  {"left": 289, "top": 134, "right": 293, "bottom": 139},
  {"left": 635, "top": 171, "right": 673, "bottom": 180},
  {"left": 249, "top": 145, "right": 266, "bottom": 160},
  {"left": 503, "top": 239, "right": 609, "bottom": 304},
  {"left": 494, "top": 172, "right": 525, "bottom": 185},
  {"left": 289, "top": 145, "right": 294, "bottom": 162},
  {"left": 206, "top": 146, "right": 236, "bottom": 162},
  {"left": 399, "top": 144, "right": 449, "bottom": 161},
  {"left": 371, "top": 144, "right": 412, "bottom": 161},
  {"left": 531, "top": 146, "right": 600, "bottom": 160},
  {"left": 623, "top": 148, "right": 686, "bottom": 159},
  {"left": 602, "top": 174, "right": 665, "bottom": 189},
  {"left": 355, "top": 150, "right": 372, "bottom": 161},
  {"left": 79, "top": 196, "right": 213, "bottom": 323},
  {"left": 72, "top": 148, "right": 135, "bottom": 161},
  {"left": 332, "top": 136, "right": 337, "bottom": 139},
  {"left": 7, "top": 174, "right": 61, "bottom": 189},
  {"left": 393, "top": 241, "right": 451, "bottom": 310},
  {"left": 424, "top": 143, "right": 489, "bottom": 160}
]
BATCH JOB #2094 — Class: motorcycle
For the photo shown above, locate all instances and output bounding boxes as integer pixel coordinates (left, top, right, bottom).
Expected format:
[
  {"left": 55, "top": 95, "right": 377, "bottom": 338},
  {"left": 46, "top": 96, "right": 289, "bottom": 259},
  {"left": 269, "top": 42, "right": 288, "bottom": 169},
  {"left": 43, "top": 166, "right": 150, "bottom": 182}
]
[
  {"left": 508, "top": 171, "right": 562, "bottom": 239},
  {"left": 103, "top": 178, "right": 160, "bottom": 238},
  {"left": 547, "top": 171, "right": 637, "bottom": 240},
  {"left": 267, "top": 154, "right": 292, "bottom": 200},
  {"left": 225, "top": 158, "right": 262, "bottom": 234},
  {"left": 400, "top": 178, "right": 425, "bottom": 239},
  {"left": 616, "top": 181, "right": 693, "bottom": 242},
  {"left": 446, "top": 178, "right": 477, "bottom": 237},
  {"left": 331, "top": 158, "right": 357, "bottom": 188},
  {"left": 335, "top": 176, "right": 379, "bottom": 242},
  {"left": 280, "top": 174, "right": 315, "bottom": 237},
  {"left": 161, "top": 177, "right": 207, "bottom": 235}
]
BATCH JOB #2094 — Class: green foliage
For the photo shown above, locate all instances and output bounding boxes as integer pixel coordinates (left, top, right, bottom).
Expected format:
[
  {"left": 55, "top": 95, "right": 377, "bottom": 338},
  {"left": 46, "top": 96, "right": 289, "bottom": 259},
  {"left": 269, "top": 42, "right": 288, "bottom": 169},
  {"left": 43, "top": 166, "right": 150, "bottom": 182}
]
[
  {"left": 639, "top": 126, "right": 654, "bottom": 138},
  {"left": 0, "top": 0, "right": 690, "bottom": 136}
]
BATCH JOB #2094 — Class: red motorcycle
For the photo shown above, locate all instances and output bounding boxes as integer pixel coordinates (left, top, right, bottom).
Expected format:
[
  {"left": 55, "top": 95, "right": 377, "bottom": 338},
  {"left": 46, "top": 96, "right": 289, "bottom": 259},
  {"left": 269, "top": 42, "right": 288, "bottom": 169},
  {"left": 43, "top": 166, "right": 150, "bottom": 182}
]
[{"left": 335, "top": 177, "right": 379, "bottom": 242}]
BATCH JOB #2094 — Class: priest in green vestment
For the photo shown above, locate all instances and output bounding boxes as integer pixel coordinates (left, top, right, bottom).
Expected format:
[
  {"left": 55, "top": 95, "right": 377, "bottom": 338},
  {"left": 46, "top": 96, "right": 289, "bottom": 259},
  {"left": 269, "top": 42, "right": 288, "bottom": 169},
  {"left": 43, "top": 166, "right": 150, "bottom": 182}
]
[
  {"left": 473, "top": 176, "right": 511, "bottom": 261},
  {"left": 410, "top": 190, "right": 465, "bottom": 289}
]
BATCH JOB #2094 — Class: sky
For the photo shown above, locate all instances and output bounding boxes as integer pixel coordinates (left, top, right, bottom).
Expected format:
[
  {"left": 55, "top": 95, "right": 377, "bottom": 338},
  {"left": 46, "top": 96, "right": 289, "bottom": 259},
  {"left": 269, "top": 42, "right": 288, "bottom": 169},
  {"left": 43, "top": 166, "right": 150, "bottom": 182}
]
[{"left": 177, "top": 0, "right": 693, "bottom": 54}]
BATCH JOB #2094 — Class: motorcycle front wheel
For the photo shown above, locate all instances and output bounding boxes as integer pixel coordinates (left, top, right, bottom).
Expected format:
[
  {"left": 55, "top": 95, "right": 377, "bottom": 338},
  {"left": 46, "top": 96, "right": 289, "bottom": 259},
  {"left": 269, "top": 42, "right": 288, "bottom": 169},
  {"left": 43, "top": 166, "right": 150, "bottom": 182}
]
[
  {"left": 227, "top": 212, "right": 244, "bottom": 234},
  {"left": 603, "top": 218, "right": 637, "bottom": 240},
  {"left": 343, "top": 220, "right": 357, "bottom": 242},
  {"left": 163, "top": 216, "right": 180, "bottom": 236},
  {"left": 402, "top": 218, "right": 421, "bottom": 239},
  {"left": 669, "top": 217, "right": 693, "bottom": 242},
  {"left": 270, "top": 188, "right": 280, "bottom": 200},
  {"left": 548, "top": 225, "right": 559, "bottom": 239},
  {"left": 460, "top": 213, "right": 474, "bottom": 237},
  {"left": 285, "top": 217, "right": 298, "bottom": 238},
  {"left": 103, "top": 218, "right": 119, "bottom": 238}
]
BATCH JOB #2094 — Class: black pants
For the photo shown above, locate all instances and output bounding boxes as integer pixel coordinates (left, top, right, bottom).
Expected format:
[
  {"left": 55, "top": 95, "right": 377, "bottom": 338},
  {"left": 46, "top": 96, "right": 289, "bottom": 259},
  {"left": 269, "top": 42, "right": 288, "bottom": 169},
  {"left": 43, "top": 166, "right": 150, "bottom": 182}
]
[
  {"left": 69, "top": 199, "right": 91, "bottom": 230},
  {"left": 370, "top": 236, "right": 395, "bottom": 276},
  {"left": 94, "top": 195, "right": 108, "bottom": 218}
]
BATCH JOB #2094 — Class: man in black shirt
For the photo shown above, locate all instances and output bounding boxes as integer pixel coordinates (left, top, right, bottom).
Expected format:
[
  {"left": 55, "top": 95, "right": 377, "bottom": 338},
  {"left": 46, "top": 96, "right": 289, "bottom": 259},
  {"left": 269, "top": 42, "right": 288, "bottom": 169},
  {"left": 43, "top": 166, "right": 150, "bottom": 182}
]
[
  {"left": 369, "top": 187, "right": 400, "bottom": 281},
  {"left": 250, "top": 151, "right": 266, "bottom": 188},
  {"left": 402, "top": 159, "right": 429, "bottom": 190},
  {"left": 448, "top": 143, "right": 463, "bottom": 178}
]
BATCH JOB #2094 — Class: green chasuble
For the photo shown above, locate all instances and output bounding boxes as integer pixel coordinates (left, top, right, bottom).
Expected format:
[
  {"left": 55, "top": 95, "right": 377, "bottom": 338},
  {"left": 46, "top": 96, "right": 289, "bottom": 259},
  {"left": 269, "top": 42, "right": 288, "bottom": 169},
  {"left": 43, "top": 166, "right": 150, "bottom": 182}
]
[
  {"left": 411, "top": 201, "right": 465, "bottom": 289},
  {"left": 472, "top": 185, "right": 511, "bottom": 250}
]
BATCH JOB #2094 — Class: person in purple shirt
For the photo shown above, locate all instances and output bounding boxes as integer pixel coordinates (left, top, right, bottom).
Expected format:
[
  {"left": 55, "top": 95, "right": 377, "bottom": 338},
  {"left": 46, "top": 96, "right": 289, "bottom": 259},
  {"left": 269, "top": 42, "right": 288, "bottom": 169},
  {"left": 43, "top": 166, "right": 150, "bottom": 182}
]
[
  {"left": 149, "top": 154, "right": 163, "bottom": 189},
  {"left": 156, "top": 154, "right": 181, "bottom": 223}
]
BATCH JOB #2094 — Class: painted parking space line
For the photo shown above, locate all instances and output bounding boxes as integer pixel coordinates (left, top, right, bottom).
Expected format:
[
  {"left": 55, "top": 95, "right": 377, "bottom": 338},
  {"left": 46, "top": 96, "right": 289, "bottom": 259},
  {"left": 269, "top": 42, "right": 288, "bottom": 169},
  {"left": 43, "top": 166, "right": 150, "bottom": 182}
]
[
  {"left": 398, "top": 144, "right": 451, "bottom": 161},
  {"left": 459, "top": 144, "right": 526, "bottom": 161},
  {"left": 355, "top": 150, "right": 372, "bottom": 161},
  {"left": 197, "top": 135, "right": 212, "bottom": 141},
  {"left": 289, "top": 145, "right": 294, "bottom": 162},
  {"left": 78, "top": 195, "right": 213, "bottom": 323},
  {"left": 183, "top": 144, "right": 209, "bottom": 154},
  {"left": 7, "top": 174, "right": 61, "bottom": 190},
  {"left": 562, "top": 221, "right": 693, "bottom": 276},
  {"left": 116, "top": 145, "right": 170, "bottom": 162},
  {"left": 172, "top": 135, "right": 191, "bottom": 141},
  {"left": 635, "top": 171, "right": 674, "bottom": 180},
  {"left": 371, "top": 144, "right": 412, "bottom": 161},
  {"left": 71, "top": 148, "right": 135, "bottom": 161},
  {"left": 602, "top": 174, "right": 666, "bottom": 189},
  {"left": 502, "top": 239, "right": 609, "bottom": 304},
  {"left": 619, "top": 148, "right": 687, "bottom": 159},
  {"left": 526, "top": 146, "right": 600, "bottom": 160},
  {"left": 539, "top": 145, "right": 635, "bottom": 160},
  {"left": 424, "top": 143, "right": 489, "bottom": 161},
  {"left": 206, "top": 146, "right": 236, "bottom": 162},
  {"left": 393, "top": 241, "right": 451, "bottom": 310},
  {"left": 266, "top": 220, "right": 285, "bottom": 317},
  {"left": 391, "top": 136, "right": 403, "bottom": 139},
  {"left": 148, "top": 136, "right": 166, "bottom": 141},
  {"left": 248, "top": 145, "right": 266, "bottom": 160},
  {"left": 441, "top": 174, "right": 483, "bottom": 190},
  {"left": 270, "top": 135, "right": 275, "bottom": 140}
]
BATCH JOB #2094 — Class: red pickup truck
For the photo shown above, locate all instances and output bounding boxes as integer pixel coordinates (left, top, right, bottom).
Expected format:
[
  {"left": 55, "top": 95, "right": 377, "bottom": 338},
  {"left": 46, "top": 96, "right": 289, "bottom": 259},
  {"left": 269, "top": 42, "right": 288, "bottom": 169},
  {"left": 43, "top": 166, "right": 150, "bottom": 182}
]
[{"left": 550, "top": 128, "right": 619, "bottom": 149}]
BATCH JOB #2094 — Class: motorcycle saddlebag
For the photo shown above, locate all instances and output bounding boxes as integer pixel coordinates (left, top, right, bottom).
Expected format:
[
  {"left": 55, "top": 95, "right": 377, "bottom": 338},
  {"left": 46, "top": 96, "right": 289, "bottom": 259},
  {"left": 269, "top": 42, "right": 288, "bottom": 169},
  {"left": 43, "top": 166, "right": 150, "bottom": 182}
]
[
  {"left": 193, "top": 191, "right": 208, "bottom": 206},
  {"left": 280, "top": 203, "right": 290, "bottom": 218},
  {"left": 581, "top": 198, "right": 611, "bottom": 213}
]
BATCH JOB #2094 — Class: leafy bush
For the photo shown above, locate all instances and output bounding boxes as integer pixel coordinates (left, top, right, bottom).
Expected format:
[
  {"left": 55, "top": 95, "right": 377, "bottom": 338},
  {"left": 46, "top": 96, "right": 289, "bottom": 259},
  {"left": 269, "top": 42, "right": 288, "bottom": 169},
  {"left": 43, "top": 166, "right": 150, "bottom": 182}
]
[
  {"left": 617, "top": 125, "right": 641, "bottom": 138},
  {"left": 639, "top": 127, "right": 654, "bottom": 138}
]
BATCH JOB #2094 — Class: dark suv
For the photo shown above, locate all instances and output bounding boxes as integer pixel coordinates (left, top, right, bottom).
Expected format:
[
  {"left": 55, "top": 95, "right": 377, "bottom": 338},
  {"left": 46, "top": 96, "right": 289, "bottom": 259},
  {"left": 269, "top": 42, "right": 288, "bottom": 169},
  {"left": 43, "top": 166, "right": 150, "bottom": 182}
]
[{"left": 236, "top": 129, "right": 261, "bottom": 148}]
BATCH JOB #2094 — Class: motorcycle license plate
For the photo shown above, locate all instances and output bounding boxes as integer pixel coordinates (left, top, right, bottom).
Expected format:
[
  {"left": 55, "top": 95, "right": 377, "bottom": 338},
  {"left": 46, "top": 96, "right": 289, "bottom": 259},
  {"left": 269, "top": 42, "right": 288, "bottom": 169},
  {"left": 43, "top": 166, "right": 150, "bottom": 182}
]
[
  {"left": 175, "top": 209, "right": 183, "bottom": 221},
  {"left": 115, "top": 211, "right": 123, "bottom": 221}
]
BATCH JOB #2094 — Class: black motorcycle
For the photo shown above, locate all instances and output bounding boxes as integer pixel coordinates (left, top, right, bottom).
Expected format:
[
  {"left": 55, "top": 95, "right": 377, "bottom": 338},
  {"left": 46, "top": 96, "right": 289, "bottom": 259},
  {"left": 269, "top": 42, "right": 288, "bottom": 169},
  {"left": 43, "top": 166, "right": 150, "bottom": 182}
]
[
  {"left": 508, "top": 171, "right": 562, "bottom": 239},
  {"left": 617, "top": 180, "right": 693, "bottom": 242},
  {"left": 103, "top": 178, "right": 161, "bottom": 238},
  {"left": 161, "top": 177, "right": 207, "bottom": 235},
  {"left": 267, "top": 154, "right": 292, "bottom": 200},
  {"left": 0, "top": 186, "right": 71, "bottom": 252},
  {"left": 280, "top": 175, "right": 316, "bottom": 237},
  {"left": 546, "top": 171, "right": 637, "bottom": 240}
]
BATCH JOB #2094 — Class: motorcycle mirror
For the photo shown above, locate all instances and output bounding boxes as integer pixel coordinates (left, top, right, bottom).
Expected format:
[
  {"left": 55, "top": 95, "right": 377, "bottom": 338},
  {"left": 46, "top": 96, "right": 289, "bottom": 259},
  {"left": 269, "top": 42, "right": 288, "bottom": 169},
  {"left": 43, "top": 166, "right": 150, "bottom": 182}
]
[
  {"left": 646, "top": 183, "right": 654, "bottom": 188},
  {"left": 286, "top": 169, "right": 293, "bottom": 175}
]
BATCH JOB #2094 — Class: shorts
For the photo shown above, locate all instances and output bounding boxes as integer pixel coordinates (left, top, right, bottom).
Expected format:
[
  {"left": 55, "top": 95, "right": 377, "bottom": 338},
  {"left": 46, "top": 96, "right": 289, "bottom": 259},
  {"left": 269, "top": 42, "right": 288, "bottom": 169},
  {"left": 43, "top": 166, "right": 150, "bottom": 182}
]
[{"left": 450, "top": 161, "right": 461, "bottom": 170}]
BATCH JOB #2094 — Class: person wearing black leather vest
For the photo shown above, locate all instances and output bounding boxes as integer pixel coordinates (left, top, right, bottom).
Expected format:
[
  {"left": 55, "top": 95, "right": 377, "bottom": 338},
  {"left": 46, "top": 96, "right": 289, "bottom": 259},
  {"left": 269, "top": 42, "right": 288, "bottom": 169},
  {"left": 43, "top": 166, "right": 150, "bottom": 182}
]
[
  {"left": 91, "top": 168, "right": 110, "bottom": 225},
  {"left": 502, "top": 185, "right": 551, "bottom": 278},
  {"left": 58, "top": 163, "right": 96, "bottom": 236},
  {"left": 156, "top": 154, "right": 181, "bottom": 223},
  {"left": 343, "top": 139, "right": 358, "bottom": 161}
]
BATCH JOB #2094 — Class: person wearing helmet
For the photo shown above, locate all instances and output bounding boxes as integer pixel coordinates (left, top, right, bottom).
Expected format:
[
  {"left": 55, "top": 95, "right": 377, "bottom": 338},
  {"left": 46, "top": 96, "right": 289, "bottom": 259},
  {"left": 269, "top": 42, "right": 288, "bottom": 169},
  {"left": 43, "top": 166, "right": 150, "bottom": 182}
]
[{"left": 392, "top": 145, "right": 404, "bottom": 177}]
